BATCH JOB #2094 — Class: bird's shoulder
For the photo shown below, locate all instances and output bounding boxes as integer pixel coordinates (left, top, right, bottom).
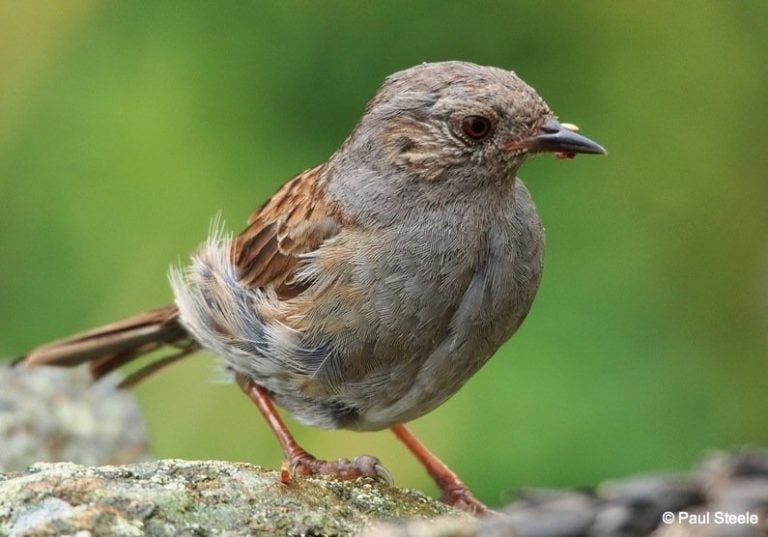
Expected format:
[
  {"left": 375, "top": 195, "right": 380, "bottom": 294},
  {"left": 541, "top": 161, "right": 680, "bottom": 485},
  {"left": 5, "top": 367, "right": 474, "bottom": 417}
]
[{"left": 230, "top": 164, "right": 345, "bottom": 299}]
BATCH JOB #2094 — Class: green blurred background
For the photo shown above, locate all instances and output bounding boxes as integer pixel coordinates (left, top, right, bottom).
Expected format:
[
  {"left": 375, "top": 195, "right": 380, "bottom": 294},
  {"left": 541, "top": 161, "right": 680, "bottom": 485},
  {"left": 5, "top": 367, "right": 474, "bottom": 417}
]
[{"left": 1, "top": 2, "right": 767, "bottom": 506}]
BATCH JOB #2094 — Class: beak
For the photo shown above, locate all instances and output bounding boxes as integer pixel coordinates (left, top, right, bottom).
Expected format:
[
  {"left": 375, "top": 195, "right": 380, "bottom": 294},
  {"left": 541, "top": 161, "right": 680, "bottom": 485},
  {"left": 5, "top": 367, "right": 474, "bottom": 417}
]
[{"left": 513, "top": 118, "right": 606, "bottom": 156}]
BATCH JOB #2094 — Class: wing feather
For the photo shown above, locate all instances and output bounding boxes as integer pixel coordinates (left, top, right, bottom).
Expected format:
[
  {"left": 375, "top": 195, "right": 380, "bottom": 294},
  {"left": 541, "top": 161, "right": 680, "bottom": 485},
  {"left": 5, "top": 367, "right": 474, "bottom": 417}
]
[{"left": 231, "top": 164, "right": 342, "bottom": 299}]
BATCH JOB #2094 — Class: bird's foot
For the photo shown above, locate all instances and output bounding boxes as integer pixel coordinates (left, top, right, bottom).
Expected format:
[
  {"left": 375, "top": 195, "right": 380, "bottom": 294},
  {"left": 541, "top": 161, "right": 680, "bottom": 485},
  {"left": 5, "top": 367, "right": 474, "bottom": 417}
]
[
  {"left": 282, "top": 452, "right": 393, "bottom": 484},
  {"left": 439, "top": 483, "right": 496, "bottom": 516}
]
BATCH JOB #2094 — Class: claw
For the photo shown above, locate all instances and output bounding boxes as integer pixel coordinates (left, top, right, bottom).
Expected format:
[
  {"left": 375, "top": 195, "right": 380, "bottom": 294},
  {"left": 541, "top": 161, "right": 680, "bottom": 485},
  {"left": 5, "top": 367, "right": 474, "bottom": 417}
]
[
  {"left": 289, "top": 455, "right": 316, "bottom": 477},
  {"left": 374, "top": 463, "right": 394, "bottom": 484},
  {"left": 280, "top": 461, "right": 293, "bottom": 484},
  {"left": 439, "top": 485, "right": 497, "bottom": 516},
  {"left": 356, "top": 457, "right": 393, "bottom": 484},
  {"left": 350, "top": 455, "right": 389, "bottom": 481}
]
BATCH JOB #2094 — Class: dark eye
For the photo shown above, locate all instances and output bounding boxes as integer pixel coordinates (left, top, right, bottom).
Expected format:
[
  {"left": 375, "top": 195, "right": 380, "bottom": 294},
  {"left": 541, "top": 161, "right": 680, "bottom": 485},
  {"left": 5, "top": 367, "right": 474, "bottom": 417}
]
[{"left": 461, "top": 115, "right": 492, "bottom": 140}]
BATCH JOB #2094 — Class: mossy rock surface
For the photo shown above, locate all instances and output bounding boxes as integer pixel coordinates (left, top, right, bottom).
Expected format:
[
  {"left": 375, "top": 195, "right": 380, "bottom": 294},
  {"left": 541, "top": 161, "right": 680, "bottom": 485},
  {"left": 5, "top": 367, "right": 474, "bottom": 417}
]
[{"left": 0, "top": 459, "right": 461, "bottom": 536}]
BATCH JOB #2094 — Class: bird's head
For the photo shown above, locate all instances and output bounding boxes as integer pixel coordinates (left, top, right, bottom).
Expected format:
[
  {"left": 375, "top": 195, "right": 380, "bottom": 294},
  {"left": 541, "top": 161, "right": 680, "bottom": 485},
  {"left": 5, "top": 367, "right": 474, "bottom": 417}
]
[{"left": 346, "top": 61, "right": 605, "bottom": 185}]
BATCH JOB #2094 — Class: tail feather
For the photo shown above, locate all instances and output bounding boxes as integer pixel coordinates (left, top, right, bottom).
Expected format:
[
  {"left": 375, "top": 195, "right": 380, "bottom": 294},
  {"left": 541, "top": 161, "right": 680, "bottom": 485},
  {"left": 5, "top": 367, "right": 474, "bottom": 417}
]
[
  {"left": 21, "top": 305, "right": 197, "bottom": 384},
  {"left": 117, "top": 346, "right": 196, "bottom": 389}
]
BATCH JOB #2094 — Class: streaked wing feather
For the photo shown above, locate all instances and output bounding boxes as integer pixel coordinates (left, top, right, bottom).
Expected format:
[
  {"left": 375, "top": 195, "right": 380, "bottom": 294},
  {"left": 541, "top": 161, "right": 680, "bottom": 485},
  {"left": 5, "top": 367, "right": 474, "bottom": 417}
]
[{"left": 231, "top": 164, "right": 342, "bottom": 298}]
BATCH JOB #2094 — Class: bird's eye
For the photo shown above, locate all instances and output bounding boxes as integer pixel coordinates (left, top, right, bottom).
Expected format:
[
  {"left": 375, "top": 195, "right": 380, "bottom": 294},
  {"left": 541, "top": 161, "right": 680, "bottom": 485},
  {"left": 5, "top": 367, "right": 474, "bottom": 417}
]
[{"left": 461, "top": 115, "right": 492, "bottom": 140}]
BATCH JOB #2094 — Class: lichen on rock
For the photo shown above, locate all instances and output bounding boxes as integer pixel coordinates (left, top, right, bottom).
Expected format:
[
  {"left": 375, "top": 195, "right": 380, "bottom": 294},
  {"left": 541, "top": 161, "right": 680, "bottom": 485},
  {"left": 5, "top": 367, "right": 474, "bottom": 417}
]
[{"left": 0, "top": 459, "right": 461, "bottom": 536}]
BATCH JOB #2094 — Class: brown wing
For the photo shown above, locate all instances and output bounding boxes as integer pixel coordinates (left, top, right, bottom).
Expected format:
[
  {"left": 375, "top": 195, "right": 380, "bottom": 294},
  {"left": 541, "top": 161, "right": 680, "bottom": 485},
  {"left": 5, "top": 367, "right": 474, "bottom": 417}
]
[{"left": 231, "top": 164, "right": 342, "bottom": 299}]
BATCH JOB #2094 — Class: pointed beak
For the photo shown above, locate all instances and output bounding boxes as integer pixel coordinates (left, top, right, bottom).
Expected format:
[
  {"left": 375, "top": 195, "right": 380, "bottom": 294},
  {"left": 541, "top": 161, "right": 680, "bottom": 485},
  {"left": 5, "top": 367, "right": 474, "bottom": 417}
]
[{"left": 511, "top": 118, "right": 607, "bottom": 156}]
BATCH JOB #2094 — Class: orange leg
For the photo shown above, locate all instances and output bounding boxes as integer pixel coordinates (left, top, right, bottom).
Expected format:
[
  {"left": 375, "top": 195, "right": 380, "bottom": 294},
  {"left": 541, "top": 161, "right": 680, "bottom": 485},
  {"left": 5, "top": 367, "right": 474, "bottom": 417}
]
[
  {"left": 391, "top": 424, "right": 494, "bottom": 516},
  {"left": 236, "top": 375, "right": 390, "bottom": 482}
]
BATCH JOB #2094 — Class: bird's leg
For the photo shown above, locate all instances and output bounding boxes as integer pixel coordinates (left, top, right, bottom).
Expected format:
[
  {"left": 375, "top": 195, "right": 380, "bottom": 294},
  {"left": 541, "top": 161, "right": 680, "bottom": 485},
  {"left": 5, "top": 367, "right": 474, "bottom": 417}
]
[
  {"left": 236, "top": 375, "right": 390, "bottom": 483},
  {"left": 391, "top": 424, "right": 494, "bottom": 516}
]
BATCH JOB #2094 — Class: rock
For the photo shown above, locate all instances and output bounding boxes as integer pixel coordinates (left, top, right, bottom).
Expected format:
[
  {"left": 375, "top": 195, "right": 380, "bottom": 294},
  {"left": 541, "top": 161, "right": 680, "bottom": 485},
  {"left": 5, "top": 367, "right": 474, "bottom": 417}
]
[
  {"left": 595, "top": 473, "right": 703, "bottom": 535},
  {"left": 0, "top": 460, "right": 461, "bottom": 536},
  {"left": 500, "top": 489, "right": 597, "bottom": 537},
  {"left": 0, "top": 363, "right": 150, "bottom": 472}
]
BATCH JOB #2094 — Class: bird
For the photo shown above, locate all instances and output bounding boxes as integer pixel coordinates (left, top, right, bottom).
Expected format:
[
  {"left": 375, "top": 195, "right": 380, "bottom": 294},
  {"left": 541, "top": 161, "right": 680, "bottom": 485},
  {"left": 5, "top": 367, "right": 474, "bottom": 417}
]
[{"left": 19, "top": 61, "right": 605, "bottom": 515}]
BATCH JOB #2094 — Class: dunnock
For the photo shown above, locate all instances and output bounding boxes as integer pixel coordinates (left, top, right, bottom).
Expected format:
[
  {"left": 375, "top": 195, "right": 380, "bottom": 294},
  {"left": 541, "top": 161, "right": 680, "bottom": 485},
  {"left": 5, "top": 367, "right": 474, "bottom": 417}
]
[{"left": 20, "top": 61, "right": 605, "bottom": 514}]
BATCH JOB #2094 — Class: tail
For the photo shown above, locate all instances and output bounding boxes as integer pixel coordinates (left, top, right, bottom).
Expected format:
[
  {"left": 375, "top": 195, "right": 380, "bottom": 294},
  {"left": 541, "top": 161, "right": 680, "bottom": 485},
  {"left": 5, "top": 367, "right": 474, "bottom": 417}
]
[{"left": 19, "top": 305, "right": 198, "bottom": 388}]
